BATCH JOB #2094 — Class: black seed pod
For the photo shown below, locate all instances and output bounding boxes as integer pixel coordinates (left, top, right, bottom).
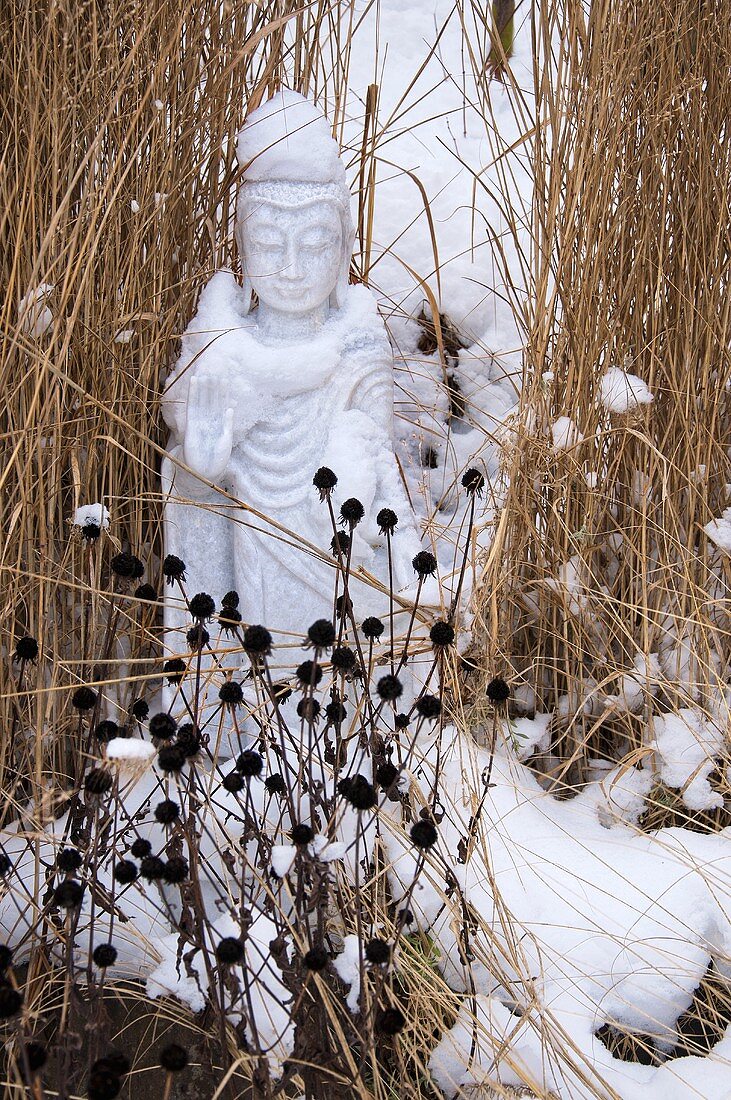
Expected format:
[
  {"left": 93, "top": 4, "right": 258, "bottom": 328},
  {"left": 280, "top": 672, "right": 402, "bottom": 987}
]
[
  {"left": 222, "top": 772, "right": 245, "bottom": 793},
  {"left": 131, "top": 698, "right": 149, "bottom": 721},
  {"left": 114, "top": 860, "right": 138, "bottom": 884},
  {"left": 186, "top": 624, "right": 210, "bottom": 650},
  {"left": 53, "top": 879, "right": 84, "bottom": 908},
  {"left": 307, "top": 618, "right": 335, "bottom": 649},
  {"left": 93, "top": 943, "right": 118, "bottom": 967},
  {"left": 325, "top": 700, "right": 346, "bottom": 724},
  {"left": 157, "top": 745, "right": 186, "bottom": 773},
  {"left": 291, "top": 823, "right": 314, "bottom": 846},
  {"left": 361, "top": 616, "right": 384, "bottom": 640},
  {"left": 95, "top": 1053, "right": 130, "bottom": 1077},
  {"left": 377, "top": 1007, "right": 406, "bottom": 1035},
  {"left": 111, "top": 552, "right": 144, "bottom": 580},
  {"left": 154, "top": 799, "right": 180, "bottom": 824},
  {"left": 296, "top": 697, "right": 320, "bottom": 722},
  {"left": 163, "top": 659, "right": 186, "bottom": 685},
  {"left": 243, "top": 624, "right": 272, "bottom": 657},
  {"left": 139, "top": 855, "right": 165, "bottom": 881},
  {"left": 410, "top": 820, "right": 438, "bottom": 849},
  {"left": 85, "top": 768, "right": 113, "bottom": 795},
  {"left": 176, "top": 724, "right": 201, "bottom": 757},
  {"left": 377, "top": 675, "right": 403, "bottom": 702},
  {"left": 365, "top": 938, "right": 391, "bottom": 965},
  {"left": 162, "top": 555, "right": 186, "bottom": 584},
  {"left": 296, "top": 660, "right": 323, "bottom": 687},
  {"left": 415, "top": 694, "right": 441, "bottom": 720},
  {"left": 0, "top": 986, "right": 22, "bottom": 1018},
  {"left": 216, "top": 937, "right": 245, "bottom": 965},
  {"left": 218, "top": 607, "right": 242, "bottom": 634},
  {"left": 163, "top": 857, "right": 189, "bottom": 884},
  {"left": 313, "top": 466, "right": 338, "bottom": 498},
  {"left": 130, "top": 838, "right": 152, "bottom": 858},
  {"left": 81, "top": 522, "right": 101, "bottom": 541},
  {"left": 341, "top": 774, "right": 377, "bottom": 811},
  {"left": 188, "top": 592, "right": 215, "bottom": 621},
  {"left": 335, "top": 593, "right": 353, "bottom": 619},
  {"left": 149, "top": 713, "right": 177, "bottom": 741},
  {"left": 461, "top": 467, "right": 485, "bottom": 495},
  {"left": 330, "top": 530, "right": 351, "bottom": 557},
  {"left": 57, "top": 848, "right": 83, "bottom": 873},
  {"left": 394, "top": 713, "right": 410, "bottom": 730},
  {"left": 221, "top": 590, "right": 239, "bottom": 609},
  {"left": 376, "top": 762, "right": 398, "bottom": 789},
  {"left": 94, "top": 719, "right": 119, "bottom": 743},
  {"left": 87, "top": 1068, "right": 121, "bottom": 1100},
  {"left": 303, "top": 946, "right": 328, "bottom": 971},
  {"left": 0, "top": 945, "right": 13, "bottom": 971},
  {"left": 14, "top": 636, "right": 38, "bottom": 662},
  {"left": 339, "top": 497, "right": 364, "bottom": 528},
  {"left": 486, "top": 676, "right": 510, "bottom": 703},
  {"left": 0, "top": 853, "right": 11, "bottom": 875},
  {"left": 331, "top": 646, "right": 356, "bottom": 672},
  {"left": 135, "top": 583, "right": 157, "bottom": 602},
  {"left": 236, "top": 750, "right": 263, "bottom": 777},
  {"left": 376, "top": 508, "right": 398, "bottom": 535},
  {"left": 264, "top": 773, "right": 287, "bottom": 795},
  {"left": 72, "top": 686, "right": 97, "bottom": 711},
  {"left": 429, "top": 620, "right": 455, "bottom": 647},
  {"left": 219, "top": 680, "right": 244, "bottom": 707},
  {"left": 412, "top": 550, "right": 438, "bottom": 578},
  {"left": 271, "top": 681, "right": 293, "bottom": 704},
  {"left": 159, "top": 1044, "right": 188, "bottom": 1072}
]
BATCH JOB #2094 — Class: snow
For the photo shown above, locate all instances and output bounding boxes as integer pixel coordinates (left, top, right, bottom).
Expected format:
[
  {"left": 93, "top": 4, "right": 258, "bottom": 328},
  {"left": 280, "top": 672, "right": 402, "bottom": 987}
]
[
  {"left": 105, "top": 737, "right": 156, "bottom": 767},
  {"left": 18, "top": 282, "right": 54, "bottom": 338},
  {"left": 72, "top": 503, "right": 110, "bottom": 530},
  {"left": 551, "top": 416, "right": 584, "bottom": 452},
  {"left": 599, "top": 367, "right": 654, "bottom": 414},
  {"left": 705, "top": 507, "right": 731, "bottom": 553},
  {"left": 650, "top": 708, "right": 726, "bottom": 811},
  {"left": 333, "top": 934, "right": 362, "bottom": 1013},
  {"left": 237, "top": 89, "right": 346, "bottom": 186},
  {"left": 114, "top": 328, "right": 134, "bottom": 344},
  {"left": 271, "top": 844, "right": 296, "bottom": 877}
]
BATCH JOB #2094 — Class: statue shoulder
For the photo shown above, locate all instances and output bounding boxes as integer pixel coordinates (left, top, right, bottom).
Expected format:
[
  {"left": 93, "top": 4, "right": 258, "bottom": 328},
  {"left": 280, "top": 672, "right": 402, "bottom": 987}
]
[{"left": 339, "top": 285, "right": 391, "bottom": 360}]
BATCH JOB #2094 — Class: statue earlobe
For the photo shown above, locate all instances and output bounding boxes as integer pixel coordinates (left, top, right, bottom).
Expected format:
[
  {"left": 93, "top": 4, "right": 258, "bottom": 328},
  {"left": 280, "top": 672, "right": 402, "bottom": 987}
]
[
  {"left": 234, "top": 216, "right": 254, "bottom": 315},
  {"left": 331, "top": 222, "right": 356, "bottom": 310}
]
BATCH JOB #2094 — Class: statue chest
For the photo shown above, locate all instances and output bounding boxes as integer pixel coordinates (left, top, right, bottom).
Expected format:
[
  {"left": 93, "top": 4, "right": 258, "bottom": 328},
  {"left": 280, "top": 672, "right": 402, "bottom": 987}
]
[{"left": 227, "top": 388, "right": 332, "bottom": 511}]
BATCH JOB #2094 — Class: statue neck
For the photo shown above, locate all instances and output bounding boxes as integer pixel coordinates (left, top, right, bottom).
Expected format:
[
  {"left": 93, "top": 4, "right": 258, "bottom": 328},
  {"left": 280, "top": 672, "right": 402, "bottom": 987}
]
[{"left": 255, "top": 300, "right": 330, "bottom": 344}]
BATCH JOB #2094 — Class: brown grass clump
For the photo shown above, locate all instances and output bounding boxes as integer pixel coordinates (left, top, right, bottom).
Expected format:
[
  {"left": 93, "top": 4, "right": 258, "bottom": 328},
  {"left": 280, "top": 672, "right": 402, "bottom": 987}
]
[{"left": 475, "top": 0, "right": 731, "bottom": 786}]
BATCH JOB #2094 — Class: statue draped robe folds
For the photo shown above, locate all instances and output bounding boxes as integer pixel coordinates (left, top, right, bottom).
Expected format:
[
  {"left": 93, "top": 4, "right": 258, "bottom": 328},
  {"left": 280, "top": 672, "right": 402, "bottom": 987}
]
[{"left": 161, "top": 89, "right": 420, "bottom": 696}]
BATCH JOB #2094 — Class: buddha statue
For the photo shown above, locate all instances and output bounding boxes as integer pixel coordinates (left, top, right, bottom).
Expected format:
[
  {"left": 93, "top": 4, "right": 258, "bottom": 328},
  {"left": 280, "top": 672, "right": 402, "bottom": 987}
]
[{"left": 161, "top": 90, "right": 420, "bottom": 674}]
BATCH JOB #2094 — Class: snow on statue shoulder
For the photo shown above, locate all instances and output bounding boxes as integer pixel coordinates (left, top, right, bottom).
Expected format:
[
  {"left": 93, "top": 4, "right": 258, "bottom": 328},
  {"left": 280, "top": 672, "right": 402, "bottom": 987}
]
[{"left": 161, "top": 90, "right": 419, "bottom": 674}]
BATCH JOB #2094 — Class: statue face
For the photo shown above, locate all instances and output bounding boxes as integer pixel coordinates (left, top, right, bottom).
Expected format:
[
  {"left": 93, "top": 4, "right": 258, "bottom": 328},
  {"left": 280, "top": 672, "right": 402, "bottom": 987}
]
[{"left": 242, "top": 200, "right": 343, "bottom": 315}]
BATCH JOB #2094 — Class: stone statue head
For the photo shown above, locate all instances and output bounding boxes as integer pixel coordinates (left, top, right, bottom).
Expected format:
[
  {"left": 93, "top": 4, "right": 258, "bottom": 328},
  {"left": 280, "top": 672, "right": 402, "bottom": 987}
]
[{"left": 235, "top": 90, "right": 355, "bottom": 315}]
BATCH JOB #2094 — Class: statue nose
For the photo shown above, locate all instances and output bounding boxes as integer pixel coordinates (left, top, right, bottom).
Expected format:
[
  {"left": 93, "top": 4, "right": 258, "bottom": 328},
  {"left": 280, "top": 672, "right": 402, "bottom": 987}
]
[{"left": 281, "top": 241, "right": 302, "bottom": 280}]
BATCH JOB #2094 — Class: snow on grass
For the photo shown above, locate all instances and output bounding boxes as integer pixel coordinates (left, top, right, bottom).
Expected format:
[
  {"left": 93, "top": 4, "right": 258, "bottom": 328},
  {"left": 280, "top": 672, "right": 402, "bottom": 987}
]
[
  {"left": 650, "top": 707, "right": 726, "bottom": 811},
  {"left": 18, "top": 282, "right": 54, "bottom": 338},
  {"left": 599, "top": 366, "right": 654, "bottom": 414},
  {"left": 72, "top": 503, "right": 110, "bottom": 530},
  {"left": 705, "top": 507, "right": 731, "bottom": 553},
  {"left": 551, "top": 415, "right": 584, "bottom": 452}
]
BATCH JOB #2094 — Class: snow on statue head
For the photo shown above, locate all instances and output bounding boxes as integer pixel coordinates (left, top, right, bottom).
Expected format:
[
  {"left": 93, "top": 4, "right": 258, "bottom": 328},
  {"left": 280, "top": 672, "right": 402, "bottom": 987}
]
[{"left": 234, "top": 90, "right": 356, "bottom": 317}]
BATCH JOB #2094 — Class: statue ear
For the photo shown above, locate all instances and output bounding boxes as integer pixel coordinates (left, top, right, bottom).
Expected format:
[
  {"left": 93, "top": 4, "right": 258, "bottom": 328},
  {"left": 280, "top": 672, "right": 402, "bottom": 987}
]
[
  {"left": 330, "top": 218, "right": 356, "bottom": 310},
  {"left": 234, "top": 216, "right": 254, "bottom": 315}
]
